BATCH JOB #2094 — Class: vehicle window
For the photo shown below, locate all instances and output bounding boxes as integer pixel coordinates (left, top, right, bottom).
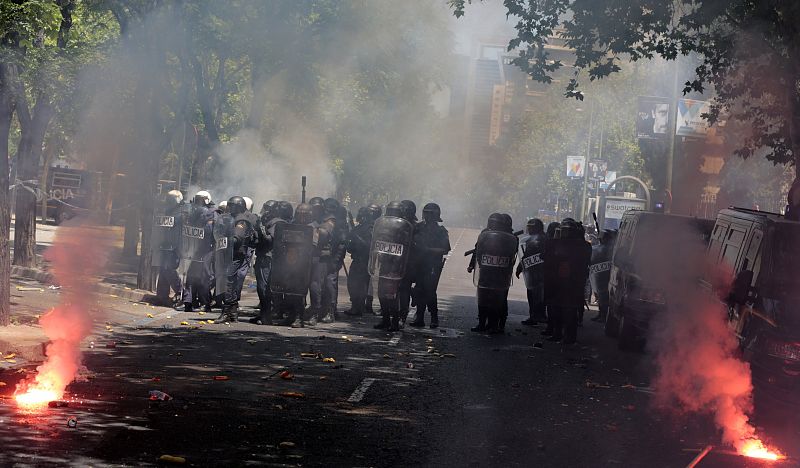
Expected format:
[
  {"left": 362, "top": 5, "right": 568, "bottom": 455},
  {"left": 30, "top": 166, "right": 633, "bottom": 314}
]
[
  {"left": 707, "top": 221, "right": 729, "bottom": 261},
  {"left": 720, "top": 227, "right": 746, "bottom": 270},
  {"left": 743, "top": 229, "right": 762, "bottom": 280}
]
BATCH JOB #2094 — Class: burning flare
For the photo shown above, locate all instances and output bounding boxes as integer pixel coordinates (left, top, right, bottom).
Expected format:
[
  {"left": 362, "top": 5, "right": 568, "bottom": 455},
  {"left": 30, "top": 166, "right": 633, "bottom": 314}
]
[
  {"left": 739, "top": 438, "right": 783, "bottom": 461},
  {"left": 14, "top": 223, "right": 110, "bottom": 408}
]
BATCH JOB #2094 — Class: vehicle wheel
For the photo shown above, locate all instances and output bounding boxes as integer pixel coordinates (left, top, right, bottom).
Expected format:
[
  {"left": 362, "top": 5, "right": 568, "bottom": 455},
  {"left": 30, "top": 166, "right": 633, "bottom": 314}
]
[
  {"left": 617, "top": 315, "right": 638, "bottom": 351},
  {"left": 604, "top": 306, "right": 620, "bottom": 338}
]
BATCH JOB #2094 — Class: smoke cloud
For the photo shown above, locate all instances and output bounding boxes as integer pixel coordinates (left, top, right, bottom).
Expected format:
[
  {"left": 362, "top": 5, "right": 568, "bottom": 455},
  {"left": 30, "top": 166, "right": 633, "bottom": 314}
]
[{"left": 16, "top": 221, "right": 110, "bottom": 404}]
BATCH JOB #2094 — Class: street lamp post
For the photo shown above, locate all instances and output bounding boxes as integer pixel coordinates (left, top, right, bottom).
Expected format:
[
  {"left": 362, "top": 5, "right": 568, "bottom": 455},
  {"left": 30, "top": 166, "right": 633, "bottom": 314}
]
[{"left": 579, "top": 99, "right": 595, "bottom": 223}]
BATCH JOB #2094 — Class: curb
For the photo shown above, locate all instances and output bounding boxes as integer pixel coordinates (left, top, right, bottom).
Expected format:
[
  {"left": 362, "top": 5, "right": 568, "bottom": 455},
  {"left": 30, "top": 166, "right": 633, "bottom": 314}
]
[{"left": 11, "top": 265, "right": 154, "bottom": 303}]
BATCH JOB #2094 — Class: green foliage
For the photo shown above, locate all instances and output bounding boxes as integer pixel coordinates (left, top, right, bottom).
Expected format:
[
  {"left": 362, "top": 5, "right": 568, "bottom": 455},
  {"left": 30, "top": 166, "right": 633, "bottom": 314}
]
[{"left": 451, "top": 0, "right": 800, "bottom": 169}]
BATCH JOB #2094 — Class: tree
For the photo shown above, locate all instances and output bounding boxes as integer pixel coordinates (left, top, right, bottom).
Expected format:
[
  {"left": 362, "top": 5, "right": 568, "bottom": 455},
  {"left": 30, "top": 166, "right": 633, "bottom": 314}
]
[{"left": 450, "top": 0, "right": 800, "bottom": 178}]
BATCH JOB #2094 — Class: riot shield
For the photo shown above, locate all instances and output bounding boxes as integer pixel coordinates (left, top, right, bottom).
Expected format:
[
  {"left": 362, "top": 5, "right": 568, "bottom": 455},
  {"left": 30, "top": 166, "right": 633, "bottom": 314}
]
[
  {"left": 178, "top": 206, "right": 210, "bottom": 282},
  {"left": 270, "top": 223, "right": 314, "bottom": 297},
  {"left": 368, "top": 215, "right": 413, "bottom": 280},
  {"left": 149, "top": 205, "right": 176, "bottom": 269},
  {"left": 520, "top": 234, "right": 545, "bottom": 289},
  {"left": 473, "top": 230, "right": 518, "bottom": 289},
  {"left": 214, "top": 215, "right": 234, "bottom": 294}
]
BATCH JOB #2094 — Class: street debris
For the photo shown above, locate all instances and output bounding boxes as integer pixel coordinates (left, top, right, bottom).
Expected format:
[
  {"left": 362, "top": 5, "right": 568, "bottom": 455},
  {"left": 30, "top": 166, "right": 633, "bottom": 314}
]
[
  {"left": 48, "top": 285, "right": 61, "bottom": 290},
  {"left": 279, "top": 371, "right": 294, "bottom": 380},
  {"left": 67, "top": 417, "right": 78, "bottom": 428},
  {"left": 443, "top": 353, "right": 456, "bottom": 358},
  {"left": 180, "top": 321, "right": 190, "bottom": 326},
  {"left": 322, "top": 357, "right": 336, "bottom": 363},
  {"left": 146, "top": 313, "right": 154, "bottom": 318},
  {"left": 48, "top": 400, "right": 70, "bottom": 408},
  {"left": 341, "top": 335, "right": 352, "bottom": 342},
  {"left": 279, "top": 441, "right": 296, "bottom": 450},
  {"left": 149, "top": 390, "right": 172, "bottom": 401},
  {"left": 406, "top": 362, "right": 415, "bottom": 369},
  {"left": 15, "top": 286, "right": 43, "bottom": 292},
  {"left": 212, "top": 376, "right": 230, "bottom": 381},
  {"left": 3, "top": 353, "right": 16, "bottom": 360},
  {"left": 585, "top": 380, "right": 611, "bottom": 389},
  {"left": 279, "top": 391, "right": 306, "bottom": 398},
  {"left": 301, "top": 352, "right": 321, "bottom": 358},
  {"left": 158, "top": 454, "right": 186, "bottom": 464},
  {"left": 106, "top": 342, "right": 116, "bottom": 349}
]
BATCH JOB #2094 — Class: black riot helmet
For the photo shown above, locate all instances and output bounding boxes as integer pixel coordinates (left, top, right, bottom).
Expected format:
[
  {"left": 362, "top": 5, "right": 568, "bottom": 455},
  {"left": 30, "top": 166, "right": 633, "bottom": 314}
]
[
  {"left": 227, "top": 196, "right": 247, "bottom": 216},
  {"left": 261, "top": 200, "right": 277, "bottom": 218},
  {"left": 323, "top": 198, "right": 340, "bottom": 215},
  {"left": 308, "top": 196, "right": 324, "bottom": 207},
  {"left": 487, "top": 213, "right": 505, "bottom": 231},
  {"left": 526, "top": 218, "right": 544, "bottom": 235},
  {"left": 356, "top": 206, "right": 371, "bottom": 224},
  {"left": 400, "top": 200, "right": 417, "bottom": 222},
  {"left": 422, "top": 202, "right": 442, "bottom": 223},
  {"left": 385, "top": 201, "right": 404, "bottom": 217},
  {"left": 294, "top": 203, "right": 314, "bottom": 225},
  {"left": 278, "top": 201, "right": 293, "bottom": 221},
  {"left": 501, "top": 213, "right": 513, "bottom": 232},
  {"left": 546, "top": 222, "right": 559, "bottom": 239},
  {"left": 556, "top": 218, "right": 584, "bottom": 240},
  {"left": 367, "top": 203, "right": 382, "bottom": 220}
]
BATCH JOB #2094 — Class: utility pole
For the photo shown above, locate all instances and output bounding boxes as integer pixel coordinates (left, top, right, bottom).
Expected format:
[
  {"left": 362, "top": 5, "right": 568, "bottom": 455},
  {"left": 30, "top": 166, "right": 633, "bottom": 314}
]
[
  {"left": 579, "top": 99, "right": 595, "bottom": 223},
  {"left": 665, "top": 60, "right": 679, "bottom": 211}
]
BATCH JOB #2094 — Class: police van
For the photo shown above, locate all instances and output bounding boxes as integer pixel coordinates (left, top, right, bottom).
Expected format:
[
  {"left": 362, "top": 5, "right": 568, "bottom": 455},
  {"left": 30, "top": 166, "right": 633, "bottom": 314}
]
[
  {"left": 704, "top": 208, "right": 800, "bottom": 408},
  {"left": 605, "top": 210, "right": 715, "bottom": 350}
]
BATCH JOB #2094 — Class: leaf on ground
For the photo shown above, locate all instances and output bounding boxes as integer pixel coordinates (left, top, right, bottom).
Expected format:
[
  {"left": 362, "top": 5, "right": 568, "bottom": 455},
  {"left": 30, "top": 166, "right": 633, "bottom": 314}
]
[
  {"left": 279, "top": 391, "right": 306, "bottom": 398},
  {"left": 322, "top": 357, "right": 335, "bottom": 363},
  {"left": 279, "top": 371, "right": 294, "bottom": 380}
]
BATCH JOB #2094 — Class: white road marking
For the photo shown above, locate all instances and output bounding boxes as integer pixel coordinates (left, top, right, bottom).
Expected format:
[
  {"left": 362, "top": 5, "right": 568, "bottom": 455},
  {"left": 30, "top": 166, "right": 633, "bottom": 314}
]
[
  {"left": 446, "top": 227, "right": 467, "bottom": 259},
  {"left": 388, "top": 336, "right": 401, "bottom": 346},
  {"left": 347, "top": 378, "right": 377, "bottom": 403}
]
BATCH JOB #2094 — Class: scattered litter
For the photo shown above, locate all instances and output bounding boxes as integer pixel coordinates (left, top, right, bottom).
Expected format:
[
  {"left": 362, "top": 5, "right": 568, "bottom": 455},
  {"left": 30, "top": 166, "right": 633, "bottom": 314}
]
[
  {"left": 319, "top": 376, "right": 328, "bottom": 380},
  {"left": 180, "top": 321, "right": 189, "bottom": 326},
  {"left": 67, "top": 417, "right": 77, "bottom": 428},
  {"left": 341, "top": 335, "right": 352, "bottom": 342},
  {"left": 585, "top": 381, "right": 611, "bottom": 389},
  {"left": 4, "top": 359, "right": 15, "bottom": 363},
  {"left": 206, "top": 320, "right": 215, "bottom": 324},
  {"left": 146, "top": 313, "right": 154, "bottom": 318},
  {"left": 89, "top": 342, "right": 94, "bottom": 349},
  {"left": 109, "top": 294, "right": 119, "bottom": 298},
  {"left": 300, "top": 352, "right": 320, "bottom": 358},
  {"left": 279, "top": 371, "right": 294, "bottom": 380},
  {"left": 48, "top": 401, "right": 69, "bottom": 408},
  {"left": 533, "top": 342, "right": 544, "bottom": 349},
  {"left": 198, "top": 311, "right": 205, "bottom": 315},
  {"left": 212, "top": 376, "right": 229, "bottom": 381},
  {"left": 15, "top": 286, "right": 43, "bottom": 292},
  {"left": 148, "top": 390, "right": 172, "bottom": 401},
  {"left": 279, "top": 392, "right": 306, "bottom": 398},
  {"left": 158, "top": 455, "right": 186, "bottom": 464},
  {"left": 322, "top": 357, "right": 335, "bottom": 363},
  {"left": 443, "top": 353, "right": 456, "bottom": 358},
  {"left": 48, "top": 285, "right": 61, "bottom": 290},
  {"left": 383, "top": 354, "right": 391, "bottom": 359},
  {"left": 3, "top": 353, "right": 15, "bottom": 360},
  {"left": 274, "top": 404, "right": 284, "bottom": 410},
  {"left": 621, "top": 384, "right": 636, "bottom": 389},
  {"left": 406, "top": 362, "right": 415, "bottom": 369},
  {"left": 279, "top": 441, "right": 296, "bottom": 449}
]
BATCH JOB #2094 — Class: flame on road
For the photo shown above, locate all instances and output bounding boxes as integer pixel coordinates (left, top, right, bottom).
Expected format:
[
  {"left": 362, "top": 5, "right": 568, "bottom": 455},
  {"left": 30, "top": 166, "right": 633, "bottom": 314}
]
[
  {"left": 739, "top": 438, "right": 784, "bottom": 461},
  {"left": 14, "top": 387, "right": 60, "bottom": 408}
]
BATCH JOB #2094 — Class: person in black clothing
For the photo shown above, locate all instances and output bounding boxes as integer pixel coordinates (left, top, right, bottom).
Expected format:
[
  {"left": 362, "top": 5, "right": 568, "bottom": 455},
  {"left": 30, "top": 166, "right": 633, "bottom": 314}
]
[
  {"left": 543, "top": 218, "right": 592, "bottom": 344},
  {"left": 516, "top": 218, "right": 546, "bottom": 326},
  {"left": 344, "top": 207, "right": 374, "bottom": 317},
  {"left": 250, "top": 200, "right": 281, "bottom": 325},
  {"left": 215, "top": 196, "right": 258, "bottom": 323},
  {"left": 589, "top": 230, "right": 616, "bottom": 322},
  {"left": 541, "top": 221, "right": 560, "bottom": 336},
  {"left": 409, "top": 203, "right": 451, "bottom": 329}
]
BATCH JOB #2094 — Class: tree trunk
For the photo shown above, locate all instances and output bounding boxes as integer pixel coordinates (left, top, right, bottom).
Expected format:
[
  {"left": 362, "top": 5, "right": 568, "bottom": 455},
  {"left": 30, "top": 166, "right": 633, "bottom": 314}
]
[
  {"left": 0, "top": 64, "right": 15, "bottom": 326},
  {"left": 13, "top": 100, "right": 53, "bottom": 267}
]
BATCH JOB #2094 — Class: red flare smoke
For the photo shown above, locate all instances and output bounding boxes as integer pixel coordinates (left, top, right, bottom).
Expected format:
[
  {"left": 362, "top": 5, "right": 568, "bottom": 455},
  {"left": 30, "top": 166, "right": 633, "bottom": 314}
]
[{"left": 15, "top": 222, "right": 110, "bottom": 408}]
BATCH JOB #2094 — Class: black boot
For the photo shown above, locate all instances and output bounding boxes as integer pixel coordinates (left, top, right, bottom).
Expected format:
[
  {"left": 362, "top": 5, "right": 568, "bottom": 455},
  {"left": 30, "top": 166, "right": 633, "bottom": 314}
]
[
  {"left": 320, "top": 305, "right": 335, "bottom": 324},
  {"left": 215, "top": 305, "right": 237, "bottom": 324},
  {"left": 291, "top": 310, "right": 305, "bottom": 328},
  {"left": 388, "top": 315, "right": 401, "bottom": 332},
  {"left": 429, "top": 311, "right": 439, "bottom": 329},
  {"left": 304, "top": 308, "right": 317, "bottom": 327},
  {"left": 409, "top": 311, "right": 425, "bottom": 327},
  {"left": 374, "top": 313, "right": 390, "bottom": 329},
  {"left": 251, "top": 308, "right": 272, "bottom": 325},
  {"left": 471, "top": 315, "right": 487, "bottom": 332},
  {"left": 344, "top": 302, "right": 362, "bottom": 317}
]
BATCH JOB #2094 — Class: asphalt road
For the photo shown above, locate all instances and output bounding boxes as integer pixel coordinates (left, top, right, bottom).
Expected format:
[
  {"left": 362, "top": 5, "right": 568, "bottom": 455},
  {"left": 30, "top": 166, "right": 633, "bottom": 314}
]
[{"left": 0, "top": 227, "right": 797, "bottom": 467}]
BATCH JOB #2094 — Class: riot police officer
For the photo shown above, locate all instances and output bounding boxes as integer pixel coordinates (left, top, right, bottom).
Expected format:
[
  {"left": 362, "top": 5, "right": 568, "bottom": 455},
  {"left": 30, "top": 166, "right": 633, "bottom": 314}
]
[
  {"left": 543, "top": 219, "right": 592, "bottom": 344},
  {"left": 409, "top": 203, "right": 450, "bottom": 329},
  {"left": 272, "top": 203, "right": 315, "bottom": 327},
  {"left": 365, "top": 203, "right": 383, "bottom": 315},
  {"left": 398, "top": 200, "right": 419, "bottom": 325},
  {"left": 322, "top": 198, "right": 348, "bottom": 321},
  {"left": 153, "top": 190, "right": 185, "bottom": 307},
  {"left": 516, "top": 218, "right": 546, "bottom": 325},
  {"left": 214, "top": 196, "right": 258, "bottom": 323},
  {"left": 371, "top": 201, "right": 414, "bottom": 332},
  {"left": 344, "top": 207, "right": 374, "bottom": 317},
  {"left": 251, "top": 200, "right": 281, "bottom": 325},
  {"left": 589, "top": 229, "right": 616, "bottom": 323},
  {"left": 179, "top": 191, "right": 216, "bottom": 312},
  {"left": 541, "top": 221, "right": 561, "bottom": 337},
  {"left": 468, "top": 213, "right": 518, "bottom": 333}
]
